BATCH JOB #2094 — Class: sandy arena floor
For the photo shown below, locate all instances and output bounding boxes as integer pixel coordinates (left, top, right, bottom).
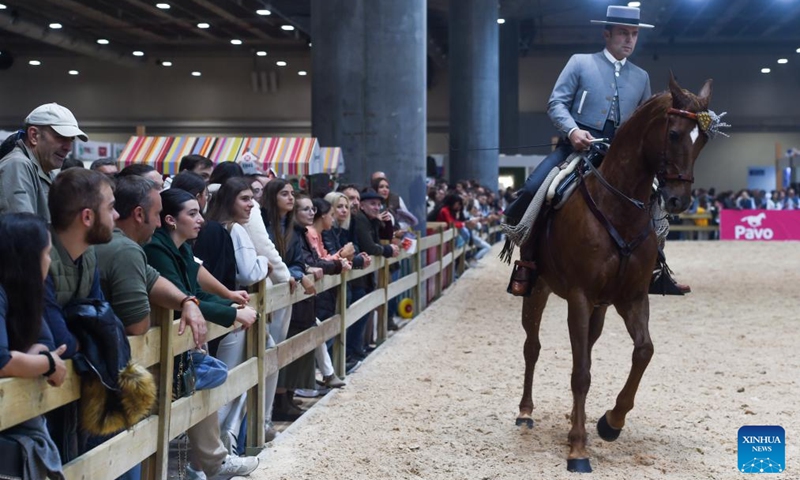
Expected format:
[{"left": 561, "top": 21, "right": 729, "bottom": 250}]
[{"left": 250, "top": 241, "right": 800, "bottom": 479}]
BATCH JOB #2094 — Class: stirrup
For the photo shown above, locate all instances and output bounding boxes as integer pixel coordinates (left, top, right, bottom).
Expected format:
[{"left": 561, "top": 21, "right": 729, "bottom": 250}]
[{"left": 507, "top": 260, "right": 538, "bottom": 297}]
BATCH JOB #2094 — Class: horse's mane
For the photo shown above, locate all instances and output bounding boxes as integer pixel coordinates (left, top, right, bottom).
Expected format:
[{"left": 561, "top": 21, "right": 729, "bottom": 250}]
[{"left": 615, "top": 87, "right": 706, "bottom": 142}]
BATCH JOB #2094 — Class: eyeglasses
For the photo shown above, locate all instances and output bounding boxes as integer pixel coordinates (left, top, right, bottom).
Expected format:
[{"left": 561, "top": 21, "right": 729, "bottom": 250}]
[{"left": 300, "top": 206, "right": 317, "bottom": 213}]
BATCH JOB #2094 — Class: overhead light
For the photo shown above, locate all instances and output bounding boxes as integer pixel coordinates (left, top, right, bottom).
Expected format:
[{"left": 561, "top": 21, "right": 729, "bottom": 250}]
[
  {"left": 161, "top": 61, "right": 173, "bottom": 67},
  {"left": 761, "top": 68, "right": 771, "bottom": 74},
  {"left": 281, "top": 25, "right": 294, "bottom": 31},
  {"left": 276, "top": 61, "right": 287, "bottom": 66},
  {"left": 628, "top": 1, "right": 641, "bottom": 7},
  {"left": 97, "top": 39, "right": 110, "bottom": 45},
  {"left": 0, "top": 4, "right": 6, "bottom": 9},
  {"left": 156, "top": 3, "right": 170, "bottom": 9},
  {"left": 133, "top": 50, "right": 144, "bottom": 57},
  {"left": 68, "top": 70, "right": 79, "bottom": 75},
  {"left": 256, "top": 51, "right": 267, "bottom": 57},
  {"left": 777, "top": 58, "right": 788, "bottom": 64},
  {"left": 197, "top": 22, "right": 210, "bottom": 29},
  {"left": 256, "top": 9, "right": 271, "bottom": 15},
  {"left": 49, "top": 23, "right": 63, "bottom": 29},
  {"left": 298, "top": 71, "right": 307, "bottom": 76},
  {"left": 29, "top": 60, "right": 41, "bottom": 66},
  {"left": 796, "top": 47, "right": 800, "bottom": 53},
  {"left": 308, "top": 42, "right": 312, "bottom": 47},
  {"left": 497, "top": 18, "right": 506, "bottom": 24},
  {"left": 191, "top": 71, "right": 202, "bottom": 77},
  {"left": 230, "top": 39, "right": 243, "bottom": 45}
]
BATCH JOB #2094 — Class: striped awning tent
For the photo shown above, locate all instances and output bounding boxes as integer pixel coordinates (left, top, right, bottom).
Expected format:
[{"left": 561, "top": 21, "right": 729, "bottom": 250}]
[
  {"left": 320, "top": 147, "right": 345, "bottom": 175},
  {"left": 117, "top": 136, "right": 218, "bottom": 176},
  {"left": 116, "top": 136, "right": 322, "bottom": 176}
]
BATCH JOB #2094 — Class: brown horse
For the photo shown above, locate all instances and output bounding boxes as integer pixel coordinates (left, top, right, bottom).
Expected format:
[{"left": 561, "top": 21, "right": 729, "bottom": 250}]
[{"left": 516, "top": 75, "right": 716, "bottom": 473}]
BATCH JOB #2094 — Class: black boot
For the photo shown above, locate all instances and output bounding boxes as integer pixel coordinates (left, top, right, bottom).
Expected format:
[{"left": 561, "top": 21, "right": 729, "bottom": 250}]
[
  {"left": 649, "top": 249, "right": 691, "bottom": 296},
  {"left": 272, "top": 392, "right": 305, "bottom": 422}
]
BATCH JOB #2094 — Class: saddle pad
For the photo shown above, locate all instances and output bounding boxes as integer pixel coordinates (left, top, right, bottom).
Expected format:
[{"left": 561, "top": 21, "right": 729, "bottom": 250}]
[{"left": 546, "top": 153, "right": 584, "bottom": 202}]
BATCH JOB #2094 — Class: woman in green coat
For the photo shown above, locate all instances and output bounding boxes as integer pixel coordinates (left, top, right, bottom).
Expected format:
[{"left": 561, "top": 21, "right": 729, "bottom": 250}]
[{"left": 144, "top": 188, "right": 257, "bottom": 329}]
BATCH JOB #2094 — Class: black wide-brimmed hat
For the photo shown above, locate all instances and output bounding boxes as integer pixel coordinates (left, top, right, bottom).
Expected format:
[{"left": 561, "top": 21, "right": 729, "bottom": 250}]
[{"left": 591, "top": 6, "right": 654, "bottom": 29}]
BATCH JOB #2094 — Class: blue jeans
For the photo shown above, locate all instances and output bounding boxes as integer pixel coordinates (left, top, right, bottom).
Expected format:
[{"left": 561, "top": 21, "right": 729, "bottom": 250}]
[{"left": 472, "top": 233, "right": 491, "bottom": 260}]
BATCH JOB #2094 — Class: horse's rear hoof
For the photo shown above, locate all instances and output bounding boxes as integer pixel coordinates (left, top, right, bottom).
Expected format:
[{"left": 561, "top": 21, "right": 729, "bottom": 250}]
[
  {"left": 597, "top": 413, "right": 621, "bottom": 442},
  {"left": 515, "top": 417, "right": 534, "bottom": 429},
  {"left": 567, "top": 458, "right": 593, "bottom": 473}
]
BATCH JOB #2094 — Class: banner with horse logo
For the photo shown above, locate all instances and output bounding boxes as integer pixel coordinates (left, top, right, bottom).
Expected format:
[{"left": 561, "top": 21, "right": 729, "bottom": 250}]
[{"left": 720, "top": 210, "right": 800, "bottom": 241}]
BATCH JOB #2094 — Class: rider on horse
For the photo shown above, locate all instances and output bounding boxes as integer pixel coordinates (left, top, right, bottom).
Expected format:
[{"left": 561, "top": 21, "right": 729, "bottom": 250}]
[{"left": 504, "top": 5, "right": 690, "bottom": 297}]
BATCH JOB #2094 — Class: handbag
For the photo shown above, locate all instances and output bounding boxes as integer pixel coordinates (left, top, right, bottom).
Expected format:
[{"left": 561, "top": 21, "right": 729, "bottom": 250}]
[
  {"left": 172, "top": 351, "right": 196, "bottom": 400},
  {"left": 191, "top": 350, "right": 228, "bottom": 390}
]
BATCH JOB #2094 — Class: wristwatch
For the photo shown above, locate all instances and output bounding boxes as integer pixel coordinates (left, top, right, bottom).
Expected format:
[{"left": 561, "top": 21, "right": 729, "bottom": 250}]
[
  {"left": 180, "top": 295, "right": 200, "bottom": 307},
  {"left": 40, "top": 351, "right": 56, "bottom": 377}
]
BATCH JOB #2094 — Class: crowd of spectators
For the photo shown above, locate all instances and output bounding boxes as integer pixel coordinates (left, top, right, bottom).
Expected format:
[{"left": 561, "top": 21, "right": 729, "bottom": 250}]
[{"left": 0, "top": 103, "right": 503, "bottom": 479}]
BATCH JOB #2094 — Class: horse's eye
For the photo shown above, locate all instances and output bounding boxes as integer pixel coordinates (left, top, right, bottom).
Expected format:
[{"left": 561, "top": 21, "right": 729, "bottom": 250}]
[{"left": 669, "top": 130, "right": 680, "bottom": 142}]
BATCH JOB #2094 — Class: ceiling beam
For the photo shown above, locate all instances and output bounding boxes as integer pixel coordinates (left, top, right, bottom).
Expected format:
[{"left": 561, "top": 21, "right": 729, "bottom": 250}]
[
  {"left": 0, "top": 12, "right": 141, "bottom": 67},
  {"left": 260, "top": 2, "right": 309, "bottom": 35},
  {"left": 762, "top": 2, "right": 800, "bottom": 36},
  {"left": 187, "top": 0, "right": 272, "bottom": 40},
  {"left": 53, "top": 0, "right": 168, "bottom": 43},
  {"left": 117, "top": 0, "right": 219, "bottom": 41},
  {"left": 704, "top": 0, "right": 750, "bottom": 38}
]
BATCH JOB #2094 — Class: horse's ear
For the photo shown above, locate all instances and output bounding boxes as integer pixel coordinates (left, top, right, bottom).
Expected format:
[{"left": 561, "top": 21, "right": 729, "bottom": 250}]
[
  {"left": 668, "top": 72, "right": 690, "bottom": 107},
  {"left": 697, "top": 79, "right": 713, "bottom": 104}
]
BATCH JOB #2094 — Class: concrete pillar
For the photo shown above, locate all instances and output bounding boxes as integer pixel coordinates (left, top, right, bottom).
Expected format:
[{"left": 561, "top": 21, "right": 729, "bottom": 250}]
[
  {"left": 499, "top": 19, "right": 520, "bottom": 156},
  {"left": 448, "top": 0, "right": 499, "bottom": 190},
  {"left": 311, "top": 0, "right": 427, "bottom": 228}
]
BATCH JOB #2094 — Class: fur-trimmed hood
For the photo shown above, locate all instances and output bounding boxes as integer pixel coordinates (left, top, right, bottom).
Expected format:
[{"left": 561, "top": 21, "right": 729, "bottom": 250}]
[{"left": 80, "top": 361, "right": 156, "bottom": 436}]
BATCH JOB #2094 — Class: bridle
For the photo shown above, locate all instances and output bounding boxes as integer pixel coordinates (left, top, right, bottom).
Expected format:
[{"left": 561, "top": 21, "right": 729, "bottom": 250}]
[{"left": 656, "top": 108, "right": 704, "bottom": 185}]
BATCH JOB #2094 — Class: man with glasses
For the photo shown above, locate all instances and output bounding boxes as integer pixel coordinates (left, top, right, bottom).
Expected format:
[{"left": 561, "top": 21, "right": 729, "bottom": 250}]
[{"left": 0, "top": 103, "right": 88, "bottom": 222}]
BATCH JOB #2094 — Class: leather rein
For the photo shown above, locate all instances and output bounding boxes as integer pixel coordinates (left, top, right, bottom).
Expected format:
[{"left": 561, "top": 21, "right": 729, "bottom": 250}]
[{"left": 577, "top": 107, "right": 702, "bottom": 259}]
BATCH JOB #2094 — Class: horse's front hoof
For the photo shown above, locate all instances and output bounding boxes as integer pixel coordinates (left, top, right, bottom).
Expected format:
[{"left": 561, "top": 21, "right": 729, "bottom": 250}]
[
  {"left": 597, "top": 413, "right": 621, "bottom": 442},
  {"left": 515, "top": 416, "right": 534, "bottom": 429},
  {"left": 567, "top": 458, "right": 593, "bottom": 473}
]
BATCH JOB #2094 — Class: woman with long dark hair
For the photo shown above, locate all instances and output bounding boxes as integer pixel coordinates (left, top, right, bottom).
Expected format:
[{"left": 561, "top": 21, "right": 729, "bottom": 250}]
[
  {"left": 0, "top": 213, "right": 67, "bottom": 479},
  {"left": 259, "top": 179, "right": 315, "bottom": 420},
  {"left": 197, "top": 177, "right": 270, "bottom": 450}
]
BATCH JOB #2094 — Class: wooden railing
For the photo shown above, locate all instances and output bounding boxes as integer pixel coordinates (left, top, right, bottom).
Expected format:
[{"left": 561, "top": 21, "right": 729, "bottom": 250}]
[
  {"left": 669, "top": 212, "right": 718, "bottom": 235},
  {"left": 0, "top": 223, "right": 499, "bottom": 480}
]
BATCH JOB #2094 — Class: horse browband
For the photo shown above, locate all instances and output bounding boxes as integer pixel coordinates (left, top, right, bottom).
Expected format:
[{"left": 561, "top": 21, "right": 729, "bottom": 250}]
[{"left": 668, "top": 108, "right": 731, "bottom": 139}]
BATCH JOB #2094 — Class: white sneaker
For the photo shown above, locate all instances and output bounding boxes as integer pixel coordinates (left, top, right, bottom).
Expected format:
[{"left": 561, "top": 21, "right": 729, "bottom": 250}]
[
  {"left": 185, "top": 465, "right": 207, "bottom": 480},
  {"left": 208, "top": 455, "right": 259, "bottom": 480}
]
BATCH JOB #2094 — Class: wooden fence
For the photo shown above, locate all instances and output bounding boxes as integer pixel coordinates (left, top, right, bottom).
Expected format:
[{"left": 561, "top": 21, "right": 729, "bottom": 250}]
[
  {"left": 669, "top": 212, "right": 718, "bottom": 238},
  {"left": 0, "top": 223, "right": 499, "bottom": 479}
]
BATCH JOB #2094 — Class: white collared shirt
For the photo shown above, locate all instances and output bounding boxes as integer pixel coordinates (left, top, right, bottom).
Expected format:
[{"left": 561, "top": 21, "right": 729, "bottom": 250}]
[{"left": 603, "top": 49, "right": 627, "bottom": 68}]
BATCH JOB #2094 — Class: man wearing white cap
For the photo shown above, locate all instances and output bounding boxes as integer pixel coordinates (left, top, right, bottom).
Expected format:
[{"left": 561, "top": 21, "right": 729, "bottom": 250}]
[
  {"left": 507, "top": 6, "right": 666, "bottom": 295},
  {"left": 0, "top": 103, "right": 88, "bottom": 222}
]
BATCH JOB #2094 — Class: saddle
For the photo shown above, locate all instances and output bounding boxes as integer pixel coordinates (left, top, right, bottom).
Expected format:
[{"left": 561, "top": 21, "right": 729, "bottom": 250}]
[
  {"left": 549, "top": 142, "right": 608, "bottom": 208},
  {"left": 500, "top": 142, "right": 609, "bottom": 264}
]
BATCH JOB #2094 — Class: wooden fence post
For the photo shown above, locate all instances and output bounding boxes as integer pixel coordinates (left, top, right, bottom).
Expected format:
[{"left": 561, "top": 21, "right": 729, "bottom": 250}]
[
  {"left": 449, "top": 227, "right": 457, "bottom": 286},
  {"left": 412, "top": 230, "right": 423, "bottom": 316},
  {"left": 246, "top": 280, "right": 267, "bottom": 454},
  {"left": 334, "top": 272, "right": 348, "bottom": 378},
  {"left": 377, "top": 257, "right": 389, "bottom": 343},
  {"left": 152, "top": 306, "right": 174, "bottom": 480},
  {"left": 435, "top": 226, "right": 445, "bottom": 298}
]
